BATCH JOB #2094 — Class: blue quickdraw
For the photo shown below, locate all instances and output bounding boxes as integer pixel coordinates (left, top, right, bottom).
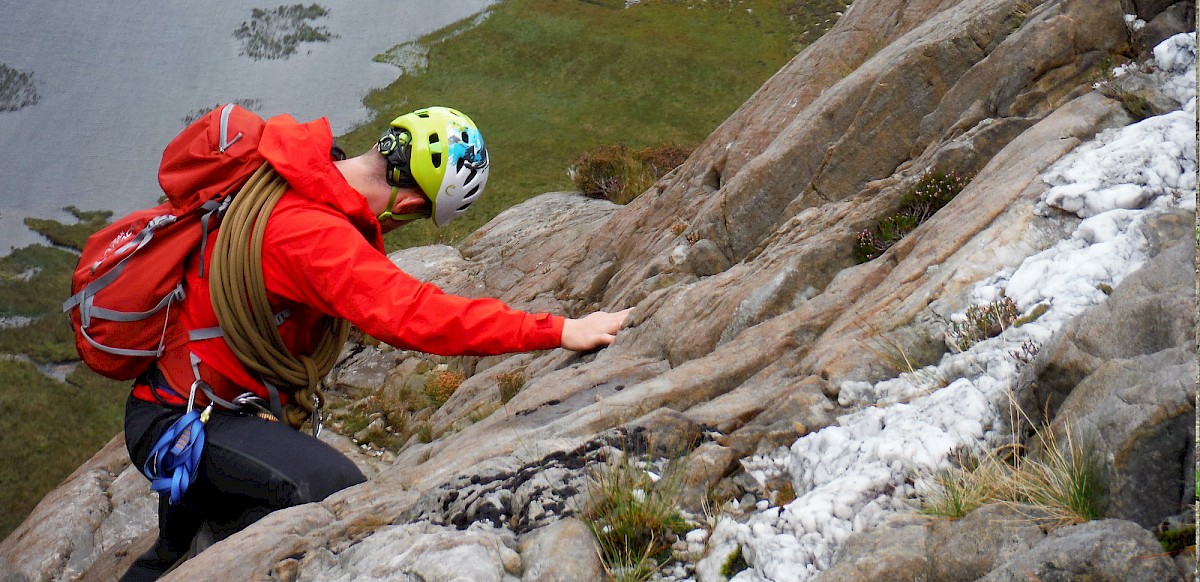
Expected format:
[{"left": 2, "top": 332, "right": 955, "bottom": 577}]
[{"left": 142, "top": 384, "right": 213, "bottom": 504}]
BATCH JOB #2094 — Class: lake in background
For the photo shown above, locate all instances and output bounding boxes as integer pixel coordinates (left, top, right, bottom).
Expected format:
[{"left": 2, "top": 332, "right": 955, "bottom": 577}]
[{"left": 0, "top": 0, "right": 493, "bottom": 254}]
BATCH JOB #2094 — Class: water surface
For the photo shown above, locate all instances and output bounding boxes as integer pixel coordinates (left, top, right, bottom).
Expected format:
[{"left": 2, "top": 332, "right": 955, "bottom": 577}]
[{"left": 0, "top": 0, "right": 493, "bottom": 253}]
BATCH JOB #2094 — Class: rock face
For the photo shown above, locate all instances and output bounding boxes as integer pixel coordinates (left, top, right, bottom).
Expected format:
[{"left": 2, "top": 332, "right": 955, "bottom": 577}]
[
  {"left": 2, "top": 0, "right": 1195, "bottom": 581},
  {"left": 1022, "top": 218, "right": 1197, "bottom": 528}
]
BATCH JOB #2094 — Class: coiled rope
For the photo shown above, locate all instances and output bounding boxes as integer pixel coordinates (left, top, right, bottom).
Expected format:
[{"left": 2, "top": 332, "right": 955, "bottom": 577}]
[{"left": 209, "top": 163, "right": 349, "bottom": 429}]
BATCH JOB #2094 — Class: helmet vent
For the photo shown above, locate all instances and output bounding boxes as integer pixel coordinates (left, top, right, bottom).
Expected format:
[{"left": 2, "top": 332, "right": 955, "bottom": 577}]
[
  {"left": 465, "top": 185, "right": 481, "bottom": 200},
  {"left": 457, "top": 202, "right": 473, "bottom": 212},
  {"left": 465, "top": 167, "right": 477, "bottom": 183},
  {"left": 428, "top": 133, "right": 442, "bottom": 168}
]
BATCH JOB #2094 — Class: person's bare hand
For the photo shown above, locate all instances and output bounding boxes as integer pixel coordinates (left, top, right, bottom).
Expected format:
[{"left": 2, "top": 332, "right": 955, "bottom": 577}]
[{"left": 561, "top": 308, "right": 632, "bottom": 351}]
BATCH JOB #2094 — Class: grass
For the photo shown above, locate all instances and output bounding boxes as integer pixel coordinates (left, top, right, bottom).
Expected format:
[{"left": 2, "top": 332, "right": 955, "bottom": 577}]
[
  {"left": 22, "top": 207, "right": 112, "bottom": 252},
  {"left": 0, "top": 360, "right": 127, "bottom": 539},
  {"left": 0, "top": 244, "right": 78, "bottom": 318},
  {"left": 920, "top": 420, "right": 1108, "bottom": 528},
  {"left": 1008, "top": 1, "right": 1034, "bottom": 32},
  {"left": 583, "top": 452, "right": 689, "bottom": 582},
  {"left": 496, "top": 370, "right": 526, "bottom": 404},
  {"left": 0, "top": 63, "right": 39, "bottom": 111},
  {"left": 337, "top": 0, "right": 825, "bottom": 251},
  {"left": 0, "top": 215, "right": 128, "bottom": 541},
  {"left": 233, "top": 3, "right": 335, "bottom": 61}
]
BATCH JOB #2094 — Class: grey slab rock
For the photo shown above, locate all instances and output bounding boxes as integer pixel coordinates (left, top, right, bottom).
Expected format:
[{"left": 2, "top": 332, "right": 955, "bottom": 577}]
[
  {"left": 926, "top": 504, "right": 1047, "bottom": 582},
  {"left": 295, "top": 521, "right": 522, "bottom": 582},
  {"left": 518, "top": 518, "right": 606, "bottom": 582},
  {"left": 0, "top": 434, "right": 153, "bottom": 582},
  {"left": 980, "top": 519, "right": 1183, "bottom": 582},
  {"left": 816, "top": 522, "right": 930, "bottom": 582}
]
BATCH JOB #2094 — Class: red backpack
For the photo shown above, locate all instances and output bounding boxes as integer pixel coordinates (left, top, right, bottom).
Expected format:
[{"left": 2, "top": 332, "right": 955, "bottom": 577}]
[{"left": 63, "top": 103, "right": 268, "bottom": 380}]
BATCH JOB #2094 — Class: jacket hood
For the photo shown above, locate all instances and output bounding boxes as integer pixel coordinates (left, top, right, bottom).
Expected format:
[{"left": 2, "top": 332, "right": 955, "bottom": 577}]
[
  {"left": 156, "top": 104, "right": 384, "bottom": 251},
  {"left": 259, "top": 115, "right": 384, "bottom": 251}
]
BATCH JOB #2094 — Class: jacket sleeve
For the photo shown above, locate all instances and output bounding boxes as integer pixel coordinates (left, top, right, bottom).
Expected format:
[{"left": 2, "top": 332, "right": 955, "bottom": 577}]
[{"left": 260, "top": 203, "right": 564, "bottom": 356}]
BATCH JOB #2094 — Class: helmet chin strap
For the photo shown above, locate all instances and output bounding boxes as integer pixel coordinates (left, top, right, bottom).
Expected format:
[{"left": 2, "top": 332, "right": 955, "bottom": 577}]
[{"left": 377, "top": 186, "right": 433, "bottom": 223}]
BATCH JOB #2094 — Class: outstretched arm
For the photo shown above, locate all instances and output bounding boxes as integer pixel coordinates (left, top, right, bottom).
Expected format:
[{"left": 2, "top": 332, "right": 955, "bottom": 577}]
[{"left": 561, "top": 308, "right": 633, "bottom": 351}]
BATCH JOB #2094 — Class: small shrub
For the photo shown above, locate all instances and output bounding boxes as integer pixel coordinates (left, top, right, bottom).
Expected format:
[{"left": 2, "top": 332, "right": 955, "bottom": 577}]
[
  {"left": 855, "top": 170, "right": 971, "bottom": 262},
  {"left": 496, "top": 371, "right": 526, "bottom": 404},
  {"left": 1009, "top": 1, "right": 1034, "bottom": 32},
  {"left": 1092, "top": 56, "right": 1158, "bottom": 121},
  {"left": 1009, "top": 339, "right": 1041, "bottom": 365},
  {"left": 424, "top": 369, "right": 464, "bottom": 409},
  {"left": 1156, "top": 525, "right": 1196, "bottom": 554},
  {"left": 584, "top": 453, "right": 689, "bottom": 582},
  {"left": 946, "top": 296, "right": 1020, "bottom": 352},
  {"left": 570, "top": 143, "right": 692, "bottom": 205}
]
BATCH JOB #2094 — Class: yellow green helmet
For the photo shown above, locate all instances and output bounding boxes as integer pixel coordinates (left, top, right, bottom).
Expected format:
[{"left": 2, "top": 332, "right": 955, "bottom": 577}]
[{"left": 376, "top": 106, "right": 490, "bottom": 227}]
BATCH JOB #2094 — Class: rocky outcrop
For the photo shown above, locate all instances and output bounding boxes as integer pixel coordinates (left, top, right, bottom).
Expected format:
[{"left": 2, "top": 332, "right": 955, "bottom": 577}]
[
  {"left": 2, "top": 0, "right": 1195, "bottom": 580},
  {"left": 1021, "top": 212, "right": 1196, "bottom": 528}
]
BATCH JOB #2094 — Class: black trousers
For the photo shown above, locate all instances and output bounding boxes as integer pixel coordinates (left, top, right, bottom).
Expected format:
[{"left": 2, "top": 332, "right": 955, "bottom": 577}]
[{"left": 119, "top": 394, "right": 365, "bottom": 581}]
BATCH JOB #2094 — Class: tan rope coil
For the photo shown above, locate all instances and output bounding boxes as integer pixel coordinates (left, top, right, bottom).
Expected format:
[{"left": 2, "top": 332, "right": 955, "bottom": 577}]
[{"left": 209, "top": 163, "right": 349, "bottom": 428}]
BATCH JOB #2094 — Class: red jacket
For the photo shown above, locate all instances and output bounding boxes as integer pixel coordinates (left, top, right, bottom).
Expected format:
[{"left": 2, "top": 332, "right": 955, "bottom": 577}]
[{"left": 136, "top": 114, "right": 563, "bottom": 407}]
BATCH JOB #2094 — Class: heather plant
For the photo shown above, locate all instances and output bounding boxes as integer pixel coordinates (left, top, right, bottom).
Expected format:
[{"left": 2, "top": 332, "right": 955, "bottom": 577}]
[
  {"left": 424, "top": 367, "right": 465, "bottom": 410},
  {"left": 855, "top": 170, "right": 971, "bottom": 262},
  {"left": 569, "top": 143, "right": 692, "bottom": 205},
  {"left": 946, "top": 296, "right": 1020, "bottom": 352}
]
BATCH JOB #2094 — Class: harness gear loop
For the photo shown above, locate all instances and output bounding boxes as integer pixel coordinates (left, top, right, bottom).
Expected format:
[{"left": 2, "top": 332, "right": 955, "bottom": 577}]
[{"left": 208, "top": 163, "right": 349, "bottom": 431}]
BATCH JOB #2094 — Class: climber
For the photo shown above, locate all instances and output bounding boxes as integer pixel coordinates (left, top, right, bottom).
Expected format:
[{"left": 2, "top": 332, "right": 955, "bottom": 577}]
[{"left": 119, "top": 105, "right": 630, "bottom": 581}]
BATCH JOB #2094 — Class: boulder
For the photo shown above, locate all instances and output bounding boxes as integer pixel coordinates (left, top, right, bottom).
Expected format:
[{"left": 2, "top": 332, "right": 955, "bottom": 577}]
[
  {"left": 517, "top": 518, "right": 605, "bottom": 582},
  {"left": 817, "top": 520, "right": 930, "bottom": 582},
  {"left": 925, "top": 504, "right": 1047, "bottom": 582},
  {"left": 980, "top": 519, "right": 1183, "bottom": 581}
]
